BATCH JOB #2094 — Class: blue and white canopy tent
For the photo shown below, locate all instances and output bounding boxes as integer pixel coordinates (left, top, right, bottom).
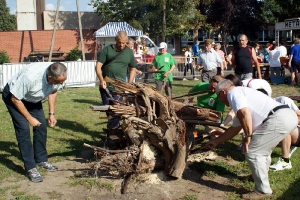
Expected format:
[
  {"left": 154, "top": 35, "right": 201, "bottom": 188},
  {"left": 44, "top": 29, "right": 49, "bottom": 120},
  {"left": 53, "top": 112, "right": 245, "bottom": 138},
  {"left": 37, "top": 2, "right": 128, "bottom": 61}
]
[
  {"left": 94, "top": 22, "right": 144, "bottom": 53},
  {"left": 94, "top": 22, "right": 143, "bottom": 37}
]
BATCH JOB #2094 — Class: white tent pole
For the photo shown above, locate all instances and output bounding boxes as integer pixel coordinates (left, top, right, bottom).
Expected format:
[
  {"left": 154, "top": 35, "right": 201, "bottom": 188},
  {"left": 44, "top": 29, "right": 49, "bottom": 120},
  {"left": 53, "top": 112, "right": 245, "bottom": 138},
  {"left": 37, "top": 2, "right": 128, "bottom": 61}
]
[
  {"left": 76, "top": 0, "right": 85, "bottom": 61},
  {"left": 49, "top": 0, "right": 60, "bottom": 62}
]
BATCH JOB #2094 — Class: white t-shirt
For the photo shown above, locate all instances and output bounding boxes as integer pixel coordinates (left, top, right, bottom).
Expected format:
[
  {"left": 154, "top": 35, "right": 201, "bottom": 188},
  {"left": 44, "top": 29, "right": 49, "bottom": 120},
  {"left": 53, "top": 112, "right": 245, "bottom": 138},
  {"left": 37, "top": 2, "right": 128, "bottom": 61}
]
[
  {"left": 274, "top": 96, "right": 298, "bottom": 111},
  {"left": 269, "top": 49, "right": 281, "bottom": 67},
  {"left": 242, "top": 78, "right": 272, "bottom": 97},
  {"left": 228, "top": 87, "right": 281, "bottom": 131},
  {"left": 185, "top": 51, "right": 193, "bottom": 64},
  {"left": 278, "top": 45, "right": 287, "bottom": 57}
]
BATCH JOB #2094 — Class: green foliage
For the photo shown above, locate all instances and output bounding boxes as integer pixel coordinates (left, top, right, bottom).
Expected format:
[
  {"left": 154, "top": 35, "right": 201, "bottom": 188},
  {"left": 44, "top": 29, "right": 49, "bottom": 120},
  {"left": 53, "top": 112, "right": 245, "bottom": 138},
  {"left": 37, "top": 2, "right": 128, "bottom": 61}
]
[
  {"left": 0, "top": 50, "right": 11, "bottom": 64},
  {"left": 90, "top": 0, "right": 204, "bottom": 39},
  {"left": 64, "top": 45, "right": 82, "bottom": 61},
  {"left": 0, "top": 0, "right": 17, "bottom": 31}
]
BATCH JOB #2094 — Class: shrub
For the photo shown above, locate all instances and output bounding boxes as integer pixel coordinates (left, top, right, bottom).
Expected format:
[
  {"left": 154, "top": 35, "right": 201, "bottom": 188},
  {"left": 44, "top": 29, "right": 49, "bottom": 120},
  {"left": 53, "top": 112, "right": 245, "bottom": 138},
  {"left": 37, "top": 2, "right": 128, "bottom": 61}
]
[
  {"left": 64, "top": 45, "right": 82, "bottom": 61},
  {"left": 0, "top": 50, "right": 11, "bottom": 64}
]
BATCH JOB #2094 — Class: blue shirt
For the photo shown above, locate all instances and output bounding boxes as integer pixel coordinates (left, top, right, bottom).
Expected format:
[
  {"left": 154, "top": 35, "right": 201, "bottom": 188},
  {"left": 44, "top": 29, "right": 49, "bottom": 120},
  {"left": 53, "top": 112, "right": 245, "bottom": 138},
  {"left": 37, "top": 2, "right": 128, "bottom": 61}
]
[
  {"left": 290, "top": 44, "right": 300, "bottom": 62},
  {"left": 8, "top": 62, "right": 63, "bottom": 103},
  {"left": 193, "top": 44, "right": 200, "bottom": 56}
]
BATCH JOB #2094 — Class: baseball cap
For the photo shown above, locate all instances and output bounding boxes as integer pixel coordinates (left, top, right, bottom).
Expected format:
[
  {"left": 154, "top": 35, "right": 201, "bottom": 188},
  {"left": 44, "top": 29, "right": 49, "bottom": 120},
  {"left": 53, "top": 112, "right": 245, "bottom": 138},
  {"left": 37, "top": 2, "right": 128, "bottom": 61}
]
[{"left": 159, "top": 42, "right": 167, "bottom": 49}]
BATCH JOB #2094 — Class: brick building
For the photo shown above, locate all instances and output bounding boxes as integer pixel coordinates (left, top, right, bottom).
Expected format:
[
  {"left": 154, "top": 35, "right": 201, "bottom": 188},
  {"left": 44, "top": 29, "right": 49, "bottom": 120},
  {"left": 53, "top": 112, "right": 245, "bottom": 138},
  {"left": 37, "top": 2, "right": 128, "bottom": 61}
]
[{"left": 0, "top": 29, "right": 96, "bottom": 63}]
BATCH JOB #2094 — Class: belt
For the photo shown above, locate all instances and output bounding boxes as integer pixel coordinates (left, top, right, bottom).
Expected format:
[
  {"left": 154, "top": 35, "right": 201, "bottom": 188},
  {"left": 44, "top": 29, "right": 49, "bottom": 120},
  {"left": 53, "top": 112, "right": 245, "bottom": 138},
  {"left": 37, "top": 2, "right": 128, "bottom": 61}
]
[
  {"left": 267, "top": 104, "right": 289, "bottom": 117},
  {"left": 263, "top": 104, "right": 289, "bottom": 123}
]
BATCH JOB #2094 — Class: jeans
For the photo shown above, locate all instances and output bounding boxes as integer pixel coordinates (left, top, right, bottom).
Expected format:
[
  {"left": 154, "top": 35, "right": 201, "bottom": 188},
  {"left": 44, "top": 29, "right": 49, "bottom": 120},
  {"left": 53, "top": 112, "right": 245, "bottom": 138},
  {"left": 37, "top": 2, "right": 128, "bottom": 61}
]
[
  {"left": 2, "top": 84, "right": 48, "bottom": 171},
  {"left": 99, "top": 87, "right": 122, "bottom": 128}
]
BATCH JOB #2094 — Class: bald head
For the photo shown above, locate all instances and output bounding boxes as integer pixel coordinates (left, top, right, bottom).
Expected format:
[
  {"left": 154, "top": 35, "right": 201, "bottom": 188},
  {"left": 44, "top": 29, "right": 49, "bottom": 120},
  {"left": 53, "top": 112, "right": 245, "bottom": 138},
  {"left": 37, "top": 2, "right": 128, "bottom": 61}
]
[
  {"left": 115, "top": 31, "right": 128, "bottom": 51},
  {"left": 116, "top": 31, "right": 128, "bottom": 40}
]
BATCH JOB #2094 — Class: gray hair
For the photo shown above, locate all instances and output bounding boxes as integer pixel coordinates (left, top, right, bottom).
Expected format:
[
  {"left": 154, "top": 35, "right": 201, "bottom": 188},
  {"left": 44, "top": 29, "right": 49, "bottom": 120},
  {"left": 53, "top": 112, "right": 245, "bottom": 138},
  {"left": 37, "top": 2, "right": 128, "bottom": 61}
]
[
  {"left": 47, "top": 62, "right": 67, "bottom": 80},
  {"left": 238, "top": 34, "right": 248, "bottom": 41},
  {"left": 127, "top": 37, "right": 135, "bottom": 44},
  {"left": 215, "top": 79, "right": 234, "bottom": 94}
]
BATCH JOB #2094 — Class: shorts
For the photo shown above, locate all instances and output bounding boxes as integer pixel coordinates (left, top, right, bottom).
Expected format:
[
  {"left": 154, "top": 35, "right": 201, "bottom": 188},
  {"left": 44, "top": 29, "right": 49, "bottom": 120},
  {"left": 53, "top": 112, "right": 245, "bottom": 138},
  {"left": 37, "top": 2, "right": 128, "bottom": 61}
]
[
  {"left": 294, "top": 126, "right": 300, "bottom": 147},
  {"left": 291, "top": 60, "right": 300, "bottom": 73}
]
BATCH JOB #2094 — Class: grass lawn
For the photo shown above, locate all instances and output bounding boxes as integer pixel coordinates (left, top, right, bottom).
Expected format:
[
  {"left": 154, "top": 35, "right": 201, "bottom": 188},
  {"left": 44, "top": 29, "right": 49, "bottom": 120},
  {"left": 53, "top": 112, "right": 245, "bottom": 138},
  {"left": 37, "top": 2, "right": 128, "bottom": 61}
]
[{"left": 1, "top": 80, "right": 300, "bottom": 199}]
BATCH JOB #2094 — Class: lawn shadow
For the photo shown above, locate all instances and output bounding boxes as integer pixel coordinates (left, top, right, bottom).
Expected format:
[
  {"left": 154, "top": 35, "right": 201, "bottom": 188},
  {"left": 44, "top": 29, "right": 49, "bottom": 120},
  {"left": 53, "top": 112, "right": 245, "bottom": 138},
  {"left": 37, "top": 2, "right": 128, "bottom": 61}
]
[
  {"left": 72, "top": 99, "right": 102, "bottom": 106},
  {"left": 48, "top": 119, "right": 107, "bottom": 158},
  {"left": 0, "top": 141, "right": 26, "bottom": 176},
  {"left": 183, "top": 161, "right": 249, "bottom": 194},
  {"left": 277, "top": 177, "right": 300, "bottom": 199}
]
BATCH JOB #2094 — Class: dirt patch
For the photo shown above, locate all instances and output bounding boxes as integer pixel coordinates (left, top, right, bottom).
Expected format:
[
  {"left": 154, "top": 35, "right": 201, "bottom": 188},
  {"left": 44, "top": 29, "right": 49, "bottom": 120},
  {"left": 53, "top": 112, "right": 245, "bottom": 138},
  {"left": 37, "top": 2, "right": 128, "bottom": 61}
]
[{"left": 2, "top": 149, "right": 238, "bottom": 200}]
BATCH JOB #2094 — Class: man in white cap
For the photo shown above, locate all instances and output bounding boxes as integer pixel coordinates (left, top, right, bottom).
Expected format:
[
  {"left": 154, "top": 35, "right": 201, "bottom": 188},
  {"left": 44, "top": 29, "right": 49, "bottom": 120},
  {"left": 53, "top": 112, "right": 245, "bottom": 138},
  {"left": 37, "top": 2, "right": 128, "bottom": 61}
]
[{"left": 148, "top": 42, "right": 176, "bottom": 97}]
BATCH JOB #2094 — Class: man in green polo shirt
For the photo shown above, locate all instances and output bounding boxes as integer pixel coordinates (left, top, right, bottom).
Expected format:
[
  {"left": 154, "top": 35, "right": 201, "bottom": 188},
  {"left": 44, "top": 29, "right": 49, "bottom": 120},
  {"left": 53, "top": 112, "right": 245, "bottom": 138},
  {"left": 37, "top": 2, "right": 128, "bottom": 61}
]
[
  {"left": 189, "top": 75, "right": 225, "bottom": 116},
  {"left": 148, "top": 42, "right": 176, "bottom": 98}
]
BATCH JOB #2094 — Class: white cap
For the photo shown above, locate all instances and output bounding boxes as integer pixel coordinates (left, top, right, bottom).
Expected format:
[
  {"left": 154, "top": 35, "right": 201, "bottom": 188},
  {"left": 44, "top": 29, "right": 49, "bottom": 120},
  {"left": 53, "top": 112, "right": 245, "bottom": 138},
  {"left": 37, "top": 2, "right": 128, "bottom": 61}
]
[{"left": 159, "top": 42, "right": 167, "bottom": 49}]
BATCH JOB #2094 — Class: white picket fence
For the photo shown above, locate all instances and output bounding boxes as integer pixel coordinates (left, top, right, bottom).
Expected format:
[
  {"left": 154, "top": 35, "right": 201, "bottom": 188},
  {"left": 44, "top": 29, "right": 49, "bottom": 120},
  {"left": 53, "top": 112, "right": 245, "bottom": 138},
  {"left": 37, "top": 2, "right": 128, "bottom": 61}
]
[
  {"left": 0, "top": 58, "right": 203, "bottom": 91},
  {"left": 0, "top": 61, "right": 98, "bottom": 91}
]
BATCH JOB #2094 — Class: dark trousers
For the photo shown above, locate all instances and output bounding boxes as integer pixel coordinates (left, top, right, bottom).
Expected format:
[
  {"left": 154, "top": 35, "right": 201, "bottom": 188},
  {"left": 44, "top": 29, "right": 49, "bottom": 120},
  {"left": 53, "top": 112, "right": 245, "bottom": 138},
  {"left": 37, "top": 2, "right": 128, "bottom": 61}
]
[
  {"left": 99, "top": 87, "right": 122, "bottom": 128},
  {"left": 2, "top": 84, "right": 48, "bottom": 171},
  {"left": 184, "top": 63, "right": 195, "bottom": 77},
  {"left": 155, "top": 80, "right": 172, "bottom": 98}
]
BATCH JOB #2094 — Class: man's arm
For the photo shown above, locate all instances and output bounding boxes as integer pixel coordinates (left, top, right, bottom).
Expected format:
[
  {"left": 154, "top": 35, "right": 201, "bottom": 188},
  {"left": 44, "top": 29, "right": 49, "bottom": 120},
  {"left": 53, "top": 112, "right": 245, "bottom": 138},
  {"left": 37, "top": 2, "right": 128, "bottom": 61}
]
[
  {"left": 128, "top": 67, "right": 137, "bottom": 83},
  {"left": 231, "top": 53, "right": 236, "bottom": 68},
  {"left": 48, "top": 91, "right": 58, "bottom": 127},
  {"left": 236, "top": 107, "right": 253, "bottom": 153},
  {"left": 289, "top": 55, "right": 293, "bottom": 68},
  {"left": 205, "top": 126, "right": 242, "bottom": 149},
  {"left": 95, "top": 61, "right": 106, "bottom": 89},
  {"left": 11, "top": 95, "right": 41, "bottom": 126},
  {"left": 236, "top": 107, "right": 252, "bottom": 136},
  {"left": 252, "top": 48, "right": 262, "bottom": 79},
  {"left": 164, "top": 65, "right": 176, "bottom": 78}
]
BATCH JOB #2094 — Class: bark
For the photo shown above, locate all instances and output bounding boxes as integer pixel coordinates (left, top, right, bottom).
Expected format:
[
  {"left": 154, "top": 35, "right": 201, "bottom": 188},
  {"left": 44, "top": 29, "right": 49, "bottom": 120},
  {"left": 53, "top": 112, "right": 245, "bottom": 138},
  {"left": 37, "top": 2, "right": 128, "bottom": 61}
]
[{"left": 87, "top": 77, "right": 222, "bottom": 191}]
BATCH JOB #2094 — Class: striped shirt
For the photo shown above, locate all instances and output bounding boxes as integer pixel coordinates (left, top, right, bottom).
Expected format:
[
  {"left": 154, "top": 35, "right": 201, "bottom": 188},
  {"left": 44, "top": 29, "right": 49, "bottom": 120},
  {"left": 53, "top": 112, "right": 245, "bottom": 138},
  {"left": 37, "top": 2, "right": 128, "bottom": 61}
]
[{"left": 8, "top": 62, "right": 63, "bottom": 103}]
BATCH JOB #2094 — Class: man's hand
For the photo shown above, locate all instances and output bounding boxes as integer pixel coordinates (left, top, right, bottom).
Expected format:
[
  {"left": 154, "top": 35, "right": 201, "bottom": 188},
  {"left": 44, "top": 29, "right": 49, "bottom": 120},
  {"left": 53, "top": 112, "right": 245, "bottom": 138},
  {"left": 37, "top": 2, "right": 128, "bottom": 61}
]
[
  {"left": 148, "top": 67, "right": 158, "bottom": 73},
  {"left": 100, "top": 80, "right": 107, "bottom": 89},
  {"left": 242, "top": 136, "right": 251, "bottom": 154},
  {"left": 28, "top": 117, "right": 42, "bottom": 127},
  {"left": 164, "top": 71, "right": 170, "bottom": 78},
  {"left": 205, "top": 140, "right": 218, "bottom": 150},
  {"left": 48, "top": 115, "right": 57, "bottom": 127}
]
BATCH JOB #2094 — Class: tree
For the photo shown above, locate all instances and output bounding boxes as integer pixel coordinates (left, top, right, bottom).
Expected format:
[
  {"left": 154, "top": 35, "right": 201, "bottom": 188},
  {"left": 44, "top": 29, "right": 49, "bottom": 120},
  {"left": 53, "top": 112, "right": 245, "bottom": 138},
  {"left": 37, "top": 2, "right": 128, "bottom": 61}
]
[
  {"left": 0, "top": 50, "right": 11, "bottom": 64},
  {"left": 64, "top": 45, "right": 82, "bottom": 61},
  {"left": 202, "top": 0, "right": 264, "bottom": 44},
  {"left": 0, "top": 0, "right": 17, "bottom": 31},
  {"left": 90, "top": 0, "right": 204, "bottom": 41}
]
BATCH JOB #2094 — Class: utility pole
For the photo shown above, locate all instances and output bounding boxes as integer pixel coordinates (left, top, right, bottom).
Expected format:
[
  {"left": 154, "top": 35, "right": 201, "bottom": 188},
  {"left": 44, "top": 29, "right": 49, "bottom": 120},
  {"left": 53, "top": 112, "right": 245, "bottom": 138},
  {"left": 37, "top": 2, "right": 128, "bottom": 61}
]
[
  {"left": 76, "top": 0, "right": 85, "bottom": 60},
  {"left": 49, "top": 0, "right": 60, "bottom": 62}
]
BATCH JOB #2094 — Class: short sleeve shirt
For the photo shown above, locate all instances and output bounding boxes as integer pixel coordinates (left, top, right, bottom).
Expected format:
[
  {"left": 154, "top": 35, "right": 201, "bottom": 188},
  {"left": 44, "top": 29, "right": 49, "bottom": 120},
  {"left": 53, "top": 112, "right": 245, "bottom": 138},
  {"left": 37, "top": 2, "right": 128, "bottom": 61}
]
[
  {"left": 228, "top": 87, "right": 281, "bottom": 131},
  {"left": 152, "top": 52, "right": 176, "bottom": 82},
  {"left": 8, "top": 62, "right": 63, "bottom": 103},
  {"left": 189, "top": 82, "right": 225, "bottom": 113}
]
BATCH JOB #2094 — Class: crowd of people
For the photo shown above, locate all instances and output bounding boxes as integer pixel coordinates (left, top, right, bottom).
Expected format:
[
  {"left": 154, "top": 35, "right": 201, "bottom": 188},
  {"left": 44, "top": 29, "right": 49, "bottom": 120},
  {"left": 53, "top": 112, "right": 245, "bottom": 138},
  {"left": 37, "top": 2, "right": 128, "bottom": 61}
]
[{"left": 3, "top": 30, "right": 300, "bottom": 200}]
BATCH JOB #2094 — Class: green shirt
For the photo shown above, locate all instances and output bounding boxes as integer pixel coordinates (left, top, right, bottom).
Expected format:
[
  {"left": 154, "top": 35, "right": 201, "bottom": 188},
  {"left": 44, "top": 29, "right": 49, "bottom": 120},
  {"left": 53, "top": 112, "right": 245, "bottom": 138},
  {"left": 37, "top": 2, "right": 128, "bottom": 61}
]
[
  {"left": 189, "top": 82, "right": 225, "bottom": 114},
  {"left": 98, "top": 45, "right": 137, "bottom": 90},
  {"left": 151, "top": 52, "right": 175, "bottom": 82}
]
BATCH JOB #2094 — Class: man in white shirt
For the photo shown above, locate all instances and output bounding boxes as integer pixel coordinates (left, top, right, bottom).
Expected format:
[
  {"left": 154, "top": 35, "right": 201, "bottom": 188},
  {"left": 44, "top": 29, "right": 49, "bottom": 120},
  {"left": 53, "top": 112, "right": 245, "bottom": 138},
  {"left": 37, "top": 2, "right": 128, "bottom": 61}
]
[
  {"left": 205, "top": 79, "right": 297, "bottom": 199},
  {"left": 197, "top": 39, "right": 223, "bottom": 82},
  {"left": 278, "top": 41, "right": 287, "bottom": 57}
]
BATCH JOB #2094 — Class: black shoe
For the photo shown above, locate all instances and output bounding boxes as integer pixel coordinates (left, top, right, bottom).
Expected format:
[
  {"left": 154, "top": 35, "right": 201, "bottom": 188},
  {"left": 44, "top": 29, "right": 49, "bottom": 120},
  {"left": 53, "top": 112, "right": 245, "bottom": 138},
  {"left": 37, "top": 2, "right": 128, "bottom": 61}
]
[
  {"left": 27, "top": 168, "right": 43, "bottom": 183},
  {"left": 37, "top": 162, "right": 58, "bottom": 171}
]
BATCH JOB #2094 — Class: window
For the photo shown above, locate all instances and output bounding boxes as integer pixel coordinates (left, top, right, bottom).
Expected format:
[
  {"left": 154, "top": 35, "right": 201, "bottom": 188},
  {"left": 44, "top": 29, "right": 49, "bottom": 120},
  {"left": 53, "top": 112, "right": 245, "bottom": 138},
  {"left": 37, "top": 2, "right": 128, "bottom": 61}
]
[
  {"left": 258, "top": 30, "right": 270, "bottom": 42},
  {"left": 286, "top": 30, "right": 292, "bottom": 42}
]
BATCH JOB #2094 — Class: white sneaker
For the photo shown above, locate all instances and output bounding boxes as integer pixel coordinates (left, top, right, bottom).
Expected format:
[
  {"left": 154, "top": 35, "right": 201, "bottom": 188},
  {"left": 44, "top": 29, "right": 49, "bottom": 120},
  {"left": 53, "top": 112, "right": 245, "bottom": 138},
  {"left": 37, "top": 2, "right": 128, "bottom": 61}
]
[
  {"left": 269, "top": 157, "right": 292, "bottom": 171},
  {"left": 183, "top": 78, "right": 188, "bottom": 81},
  {"left": 193, "top": 78, "right": 199, "bottom": 80},
  {"left": 289, "top": 146, "right": 297, "bottom": 158}
]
